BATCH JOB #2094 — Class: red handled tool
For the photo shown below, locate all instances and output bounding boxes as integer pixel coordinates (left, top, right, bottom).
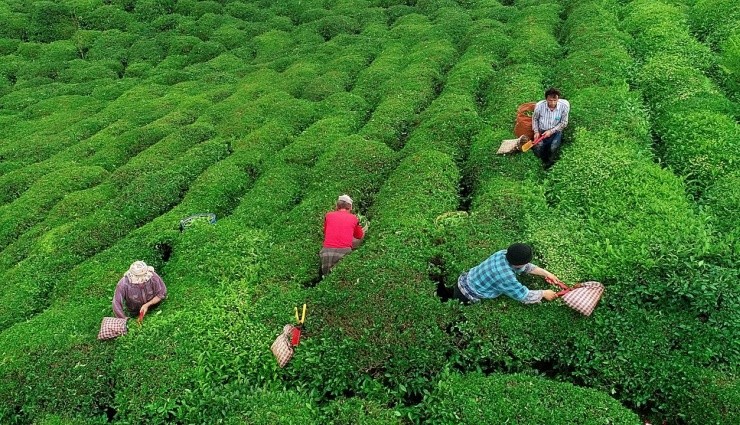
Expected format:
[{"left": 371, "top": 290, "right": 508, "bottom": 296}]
[
  {"left": 521, "top": 133, "right": 548, "bottom": 152},
  {"left": 545, "top": 276, "right": 581, "bottom": 297},
  {"left": 137, "top": 310, "right": 146, "bottom": 325},
  {"left": 291, "top": 304, "right": 307, "bottom": 346}
]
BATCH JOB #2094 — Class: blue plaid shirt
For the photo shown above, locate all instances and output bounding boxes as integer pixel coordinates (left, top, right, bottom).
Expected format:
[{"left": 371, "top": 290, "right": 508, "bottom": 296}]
[{"left": 463, "top": 250, "right": 534, "bottom": 301}]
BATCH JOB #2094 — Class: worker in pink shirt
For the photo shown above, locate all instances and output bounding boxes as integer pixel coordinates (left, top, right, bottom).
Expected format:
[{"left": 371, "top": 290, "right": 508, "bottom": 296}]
[
  {"left": 319, "top": 194, "right": 367, "bottom": 276},
  {"left": 112, "top": 261, "right": 167, "bottom": 321}
]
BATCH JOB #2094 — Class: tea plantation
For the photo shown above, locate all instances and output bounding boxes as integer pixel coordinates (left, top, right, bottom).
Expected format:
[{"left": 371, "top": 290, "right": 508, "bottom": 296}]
[{"left": 0, "top": 0, "right": 737, "bottom": 424}]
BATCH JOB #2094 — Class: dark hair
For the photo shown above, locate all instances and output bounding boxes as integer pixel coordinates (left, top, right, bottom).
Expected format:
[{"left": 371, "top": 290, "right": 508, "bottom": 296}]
[
  {"left": 545, "top": 87, "right": 561, "bottom": 99},
  {"left": 506, "top": 243, "right": 533, "bottom": 265},
  {"left": 336, "top": 200, "right": 352, "bottom": 210}
]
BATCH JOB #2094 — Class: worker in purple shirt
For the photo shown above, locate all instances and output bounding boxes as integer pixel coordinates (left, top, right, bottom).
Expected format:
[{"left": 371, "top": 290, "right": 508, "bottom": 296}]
[
  {"left": 532, "top": 87, "right": 570, "bottom": 169},
  {"left": 113, "top": 261, "right": 167, "bottom": 321},
  {"left": 454, "top": 243, "right": 559, "bottom": 304}
]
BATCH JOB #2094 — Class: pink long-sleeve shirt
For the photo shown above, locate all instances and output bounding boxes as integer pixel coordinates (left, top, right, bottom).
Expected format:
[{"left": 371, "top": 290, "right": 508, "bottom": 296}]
[
  {"left": 112, "top": 272, "right": 167, "bottom": 318},
  {"left": 323, "top": 210, "right": 364, "bottom": 249}
]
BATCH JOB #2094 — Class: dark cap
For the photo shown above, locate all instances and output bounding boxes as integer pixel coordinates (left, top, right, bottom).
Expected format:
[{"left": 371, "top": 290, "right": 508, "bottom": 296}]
[{"left": 506, "top": 243, "right": 532, "bottom": 266}]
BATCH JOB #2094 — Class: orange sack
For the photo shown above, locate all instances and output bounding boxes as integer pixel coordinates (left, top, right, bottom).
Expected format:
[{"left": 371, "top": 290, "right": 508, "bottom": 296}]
[{"left": 514, "top": 102, "right": 536, "bottom": 141}]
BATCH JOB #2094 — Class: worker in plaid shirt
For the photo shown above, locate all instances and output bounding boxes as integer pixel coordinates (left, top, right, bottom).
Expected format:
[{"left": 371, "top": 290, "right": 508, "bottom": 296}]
[{"left": 454, "top": 243, "right": 559, "bottom": 304}]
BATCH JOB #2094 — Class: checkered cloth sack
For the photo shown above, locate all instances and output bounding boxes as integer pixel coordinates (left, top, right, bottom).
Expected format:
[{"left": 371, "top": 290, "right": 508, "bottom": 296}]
[
  {"left": 560, "top": 281, "right": 604, "bottom": 316},
  {"left": 271, "top": 324, "right": 296, "bottom": 368},
  {"left": 98, "top": 317, "right": 128, "bottom": 340}
]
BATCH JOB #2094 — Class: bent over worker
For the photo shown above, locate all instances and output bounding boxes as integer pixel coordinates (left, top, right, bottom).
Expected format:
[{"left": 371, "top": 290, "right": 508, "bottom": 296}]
[
  {"left": 113, "top": 260, "right": 167, "bottom": 319},
  {"left": 319, "top": 194, "right": 366, "bottom": 276},
  {"left": 454, "top": 243, "right": 559, "bottom": 304},
  {"left": 532, "top": 87, "right": 570, "bottom": 169}
]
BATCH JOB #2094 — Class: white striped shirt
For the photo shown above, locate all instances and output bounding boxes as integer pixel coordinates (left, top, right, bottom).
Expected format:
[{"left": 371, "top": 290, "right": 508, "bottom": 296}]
[{"left": 532, "top": 99, "right": 570, "bottom": 133}]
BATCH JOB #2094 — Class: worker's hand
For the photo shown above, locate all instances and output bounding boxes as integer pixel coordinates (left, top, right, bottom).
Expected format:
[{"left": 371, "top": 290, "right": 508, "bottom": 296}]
[
  {"left": 544, "top": 271, "right": 560, "bottom": 283},
  {"left": 534, "top": 132, "right": 540, "bottom": 140},
  {"left": 542, "top": 290, "right": 558, "bottom": 301},
  {"left": 362, "top": 224, "right": 369, "bottom": 233},
  {"left": 543, "top": 130, "right": 552, "bottom": 138},
  {"left": 138, "top": 305, "right": 149, "bottom": 324}
]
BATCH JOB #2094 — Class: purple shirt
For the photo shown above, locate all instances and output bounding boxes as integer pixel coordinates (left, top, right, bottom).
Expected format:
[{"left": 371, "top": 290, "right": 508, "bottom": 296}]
[{"left": 112, "top": 272, "right": 167, "bottom": 318}]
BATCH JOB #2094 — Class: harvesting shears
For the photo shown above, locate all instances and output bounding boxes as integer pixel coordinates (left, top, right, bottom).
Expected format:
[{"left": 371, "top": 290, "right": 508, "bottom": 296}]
[
  {"left": 291, "top": 303, "right": 307, "bottom": 346},
  {"left": 545, "top": 276, "right": 581, "bottom": 297}
]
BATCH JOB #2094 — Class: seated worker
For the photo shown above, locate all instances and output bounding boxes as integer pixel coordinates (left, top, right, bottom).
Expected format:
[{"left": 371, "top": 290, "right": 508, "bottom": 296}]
[
  {"left": 319, "top": 194, "right": 366, "bottom": 276},
  {"left": 532, "top": 87, "right": 570, "bottom": 169},
  {"left": 454, "top": 243, "right": 559, "bottom": 304},
  {"left": 113, "top": 261, "right": 167, "bottom": 320}
]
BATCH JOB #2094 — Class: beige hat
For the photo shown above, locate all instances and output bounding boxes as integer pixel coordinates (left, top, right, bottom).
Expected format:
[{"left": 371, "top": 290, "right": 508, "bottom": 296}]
[
  {"left": 338, "top": 194, "right": 353, "bottom": 205},
  {"left": 126, "top": 261, "right": 154, "bottom": 284}
]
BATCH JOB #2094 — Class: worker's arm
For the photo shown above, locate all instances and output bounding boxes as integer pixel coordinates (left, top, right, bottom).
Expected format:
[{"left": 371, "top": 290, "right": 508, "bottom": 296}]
[
  {"left": 532, "top": 103, "right": 541, "bottom": 137},
  {"left": 527, "top": 267, "right": 560, "bottom": 301},
  {"left": 550, "top": 102, "right": 570, "bottom": 133},
  {"left": 112, "top": 280, "right": 127, "bottom": 319},
  {"left": 528, "top": 265, "right": 559, "bottom": 282},
  {"left": 522, "top": 289, "right": 558, "bottom": 303},
  {"left": 353, "top": 216, "right": 365, "bottom": 239},
  {"left": 139, "top": 296, "right": 162, "bottom": 317},
  {"left": 140, "top": 273, "right": 167, "bottom": 316}
]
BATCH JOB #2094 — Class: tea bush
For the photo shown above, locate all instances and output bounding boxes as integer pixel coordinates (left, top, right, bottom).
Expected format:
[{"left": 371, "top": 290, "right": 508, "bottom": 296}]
[
  {"left": 658, "top": 110, "right": 739, "bottom": 193},
  {"left": 0, "top": 0, "right": 737, "bottom": 423},
  {"left": 567, "top": 87, "right": 651, "bottom": 147},
  {"left": 358, "top": 45, "right": 455, "bottom": 135},
  {"left": 218, "top": 388, "right": 321, "bottom": 425},
  {"left": 430, "top": 7, "right": 473, "bottom": 51},
  {"left": 719, "top": 33, "right": 740, "bottom": 99},
  {"left": 636, "top": 54, "right": 731, "bottom": 115},
  {"left": 279, "top": 60, "right": 322, "bottom": 99},
  {"left": 352, "top": 42, "right": 407, "bottom": 107},
  {"left": 689, "top": 0, "right": 740, "bottom": 51},
  {"left": 0, "top": 304, "right": 119, "bottom": 424},
  {"left": 434, "top": 173, "right": 546, "bottom": 287},
  {"left": 625, "top": 0, "right": 740, "bottom": 197},
  {"left": 703, "top": 172, "right": 740, "bottom": 263},
  {"left": 0, "top": 166, "right": 108, "bottom": 250},
  {"left": 83, "top": 5, "right": 133, "bottom": 32},
  {"left": 0, "top": 161, "right": 68, "bottom": 205},
  {"left": 0, "top": 124, "right": 275, "bottom": 421},
  {"left": 0, "top": 135, "right": 229, "bottom": 331},
  {"left": 531, "top": 3, "right": 738, "bottom": 420},
  {"left": 28, "top": 1, "right": 76, "bottom": 43},
  {"left": 112, "top": 226, "right": 272, "bottom": 424},
  {"left": 465, "top": 127, "right": 541, "bottom": 197},
  {"left": 548, "top": 130, "right": 708, "bottom": 284},
  {"left": 389, "top": 13, "right": 439, "bottom": 46},
  {"left": 34, "top": 414, "right": 108, "bottom": 425},
  {"left": 0, "top": 8, "right": 29, "bottom": 40},
  {"left": 263, "top": 135, "right": 397, "bottom": 285},
  {"left": 505, "top": 4, "right": 561, "bottom": 65},
  {"left": 300, "top": 150, "right": 460, "bottom": 403},
  {"left": 319, "top": 397, "right": 402, "bottom": 424},
  {"left": 251, "top": 29, "right": 295, "bottom": 63},
  {"left": 420, "top": 372, "right": 641, "bottom": 424},
  {"left": 232, "top": 163, "right": 306, "bottom": 229},
  {"left": 444, "top": 55, "right": 495, "bottom": 97},
  {"left": 461, "top": 20, "right": 511, "bottom": 60},
  {"left": 278, "top": 116, "right": 356, "bottom": 168},
  {"left": 401, "top": 93, "right": 482, "bottom": 164}
]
